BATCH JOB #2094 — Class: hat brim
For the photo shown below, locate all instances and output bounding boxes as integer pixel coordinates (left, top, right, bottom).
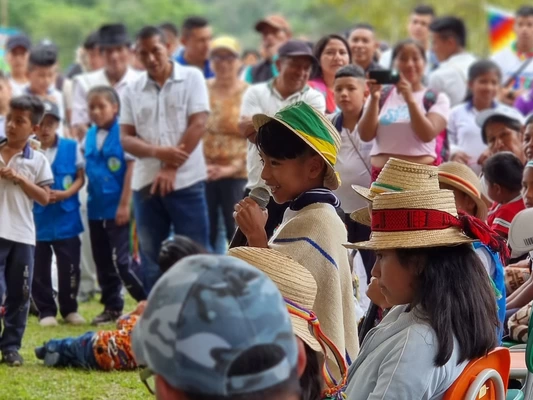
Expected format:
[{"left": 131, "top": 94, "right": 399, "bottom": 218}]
[
  {"left": 290, "top": 315, "right": 321, "bottom": 352},
  {"left": 210, "top": 45, "right": 239, "bottom": 56},
  {"left": 255, "top": 20, "right": 284, "bottom": 33},
  {"left": 350, "top": 207, "right": 371, "bottom": 226},
  {"left": 344, "top": 228, "right": 475, "bottom": 250},
  {"left": 252, "top": 113, "right": 340, "bottom": 190},
  {"left": 280, "top": 53, "right": 318, "bottom": 64},
  {"left": 351, "top": 184, "right": 373, "bottom": 202},
  {"left": 438, "top": 176, "right": 488, "bottom": 221}
]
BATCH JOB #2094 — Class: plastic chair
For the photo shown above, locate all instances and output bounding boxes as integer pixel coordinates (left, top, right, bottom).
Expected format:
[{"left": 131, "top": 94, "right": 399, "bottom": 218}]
[{"left": 443, "top": 347, "right": 510, "bottom": 400}]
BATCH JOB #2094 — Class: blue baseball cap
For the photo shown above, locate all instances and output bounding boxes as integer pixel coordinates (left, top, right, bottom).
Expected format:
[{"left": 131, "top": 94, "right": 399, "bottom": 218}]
[{"left": 132, "top": 255, "right": 298, "bottom": 396}]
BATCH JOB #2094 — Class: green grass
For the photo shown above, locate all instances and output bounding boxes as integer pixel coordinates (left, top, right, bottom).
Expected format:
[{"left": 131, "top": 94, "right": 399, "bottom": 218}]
[{"left": 0, "top": 296, "right": 148, "bottom": 400}]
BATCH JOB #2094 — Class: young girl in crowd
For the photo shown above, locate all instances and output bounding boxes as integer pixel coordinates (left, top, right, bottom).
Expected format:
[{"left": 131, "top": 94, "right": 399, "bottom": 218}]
[
  {"left": 229, "top": 247, "right": 348, "bottom": 400},
  {"left": 483, "top": 152, "right": 526, "bottom": 238},
  {"left": 309, "top": 34, "right": 352, "bottom": 114},
  {"left": 83, "top": 86, "right": 146, "bottom": 326},
  {"left": 34, "top": 236, "right": 205, "bottom": 370},
  {"left": 233, "top": 102, "right": 359, "bottom": 378},
  {"left": 447, "top": 60, "right": 519, "bottom": 174},
  {"left": 344, "top": 189, "right": 500, "bottom": 399},
  {"left": 358, "top": 39, "right": 449, "bottom": 181}
]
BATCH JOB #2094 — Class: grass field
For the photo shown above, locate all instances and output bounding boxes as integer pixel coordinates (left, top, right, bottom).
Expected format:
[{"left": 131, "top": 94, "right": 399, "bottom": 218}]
[{"left": 0, "top": 296, "right": 148, "bottom": 400}]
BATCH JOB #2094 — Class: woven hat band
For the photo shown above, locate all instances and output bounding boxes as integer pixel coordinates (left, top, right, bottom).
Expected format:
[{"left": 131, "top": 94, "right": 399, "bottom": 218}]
[{"left": 372, "top": 208, "right": 460, "bottom": 232}]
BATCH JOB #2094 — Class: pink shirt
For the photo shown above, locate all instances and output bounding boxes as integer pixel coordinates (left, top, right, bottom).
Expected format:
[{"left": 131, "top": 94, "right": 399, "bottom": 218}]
[{"left": 368, "top": 87, "right": 450, "bottom": 158}]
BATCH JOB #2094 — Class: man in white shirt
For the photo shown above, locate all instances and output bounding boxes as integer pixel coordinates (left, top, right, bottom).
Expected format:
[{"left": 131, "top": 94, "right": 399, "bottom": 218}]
[
  {"left": 491, "top": 6, "right": 533, "bottom": 104},
  {"left": 71, "top": 24, "right": 140, "bottom": 300},
  {"left": 428, "top": 16, "right": 476, "bottom": 106},
  {"left": 71, "top": 24, "right": 139, "bottom": 140},
  {"left": 239, "top": 40, "right": 325, "bottom": 237},
  {"left": 120, "top": 26, "right": 210, "bottom": 292},
  {"left": 379, "top": 4, "right": 436, "bottom": 74}
]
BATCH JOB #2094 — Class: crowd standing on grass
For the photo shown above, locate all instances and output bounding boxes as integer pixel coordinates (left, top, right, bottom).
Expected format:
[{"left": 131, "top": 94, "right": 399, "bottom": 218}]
[{"left": 3, "top": 4, "right": 533, "bottom": 400}]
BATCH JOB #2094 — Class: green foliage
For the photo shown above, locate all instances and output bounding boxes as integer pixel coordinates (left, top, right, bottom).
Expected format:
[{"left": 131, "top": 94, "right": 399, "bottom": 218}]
[{"left": 3, "top": 0, "right": 529, "bottom": 69}]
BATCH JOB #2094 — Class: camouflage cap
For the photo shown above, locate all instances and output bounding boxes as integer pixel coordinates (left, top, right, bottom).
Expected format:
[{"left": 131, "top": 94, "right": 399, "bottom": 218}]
[{"left": 132, "top": 254, "right": 298, "bottom": 396}]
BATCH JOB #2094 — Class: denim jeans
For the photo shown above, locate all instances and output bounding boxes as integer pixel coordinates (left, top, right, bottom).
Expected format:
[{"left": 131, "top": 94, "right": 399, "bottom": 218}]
[
  {"left": 44, "top": 331, "right": 97, "bottom": 369},
  {"left": 133, "top": 181, "right": 210, "bottom": 292},
  {"left": 0, "top": 238, "right": 34, "bottom": 352}
]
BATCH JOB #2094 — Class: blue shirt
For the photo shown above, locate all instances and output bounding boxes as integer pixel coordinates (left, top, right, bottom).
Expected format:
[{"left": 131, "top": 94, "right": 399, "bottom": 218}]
[{"left": 175, "top": 52, "right": 214, "bottom": 79}]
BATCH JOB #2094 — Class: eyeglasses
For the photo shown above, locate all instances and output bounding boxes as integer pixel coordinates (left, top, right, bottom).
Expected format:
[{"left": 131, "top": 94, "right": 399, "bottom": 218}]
[{"left": 140, "top": 367, "right": 155, "bottom": 395}]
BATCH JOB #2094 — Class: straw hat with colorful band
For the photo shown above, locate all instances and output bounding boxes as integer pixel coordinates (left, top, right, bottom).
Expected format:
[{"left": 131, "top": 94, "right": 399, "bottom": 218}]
[
  {"left": 350, "top": 158, "right": 440, "bottom": 225},
  {"left": 285, "top": 299, "right": 347, "bottom": 400},
  {"left": 227, "top": 247, "right": 321, "bottom": 352},
  {"left": 351, "top": 158, "right": 439, "bottom": 203},
  {"left": 437, "top": 162, "right": 488, "bottom": 221},
  {"left": 345, "top": 189, "right": 476, "bottom": 250},
  {"left": 252, "top": 101, "right": 341, "bottom": 190}
]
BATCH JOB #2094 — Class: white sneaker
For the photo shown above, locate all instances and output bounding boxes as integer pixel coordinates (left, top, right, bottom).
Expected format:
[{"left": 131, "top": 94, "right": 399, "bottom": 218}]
[
  {"left": 64, "top": 312, "right": 86, "bottom": 325},
  {"left": 39, "top": 316, "right": 58, "bottom": 327}
]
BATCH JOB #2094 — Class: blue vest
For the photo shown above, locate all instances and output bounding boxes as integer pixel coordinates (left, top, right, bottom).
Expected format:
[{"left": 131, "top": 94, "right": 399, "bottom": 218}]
[
  {"left": 34, "top": 137, "right": 83, "bottom": 242},
  {"left": 474, "top": 242, "right": 506, "bottom": 343},
  {"left": 85, "top": 119, "right": 127, "bottom": 220}
]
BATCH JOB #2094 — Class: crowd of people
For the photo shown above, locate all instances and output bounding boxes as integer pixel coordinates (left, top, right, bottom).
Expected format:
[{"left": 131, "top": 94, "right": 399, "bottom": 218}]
[{"left": 1, "top": 3, "right": 533, "bottom": 400}]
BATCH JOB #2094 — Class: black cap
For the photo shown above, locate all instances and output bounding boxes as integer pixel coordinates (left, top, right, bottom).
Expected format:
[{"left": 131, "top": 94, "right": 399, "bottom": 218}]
[
  {"left": 277, "top": 40, "right": 316, "bottom": 63},
  {"left": 38, "top": 39, "right": 59, "bottom": 54},
  {"left": 98, "top": 24, "right": 130, "bottom": 48},
  {"left": 42, "top": 100, "right": 61, "bottom": 122},
  {"left": 6, "top": 34, "right": 31, "bottom": 52},
  {"left": 29, "top": 44, "right": 58, "bottom": 67}
]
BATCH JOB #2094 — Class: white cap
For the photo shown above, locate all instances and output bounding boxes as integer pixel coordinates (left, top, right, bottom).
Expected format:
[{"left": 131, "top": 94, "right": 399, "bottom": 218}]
[{"left": 509, "top": 208, "right": 533, "bottom": 258}]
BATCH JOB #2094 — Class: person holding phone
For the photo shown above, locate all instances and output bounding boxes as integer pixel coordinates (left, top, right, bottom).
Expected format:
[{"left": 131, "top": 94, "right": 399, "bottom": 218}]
[{"left": 358, "top": 39, "right": 450, "bottom": 181}]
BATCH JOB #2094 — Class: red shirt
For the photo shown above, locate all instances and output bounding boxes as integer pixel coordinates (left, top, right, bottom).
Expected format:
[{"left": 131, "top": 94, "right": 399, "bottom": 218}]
[{"left": 487, "top": 195, "right": 525, "bottom": 237}]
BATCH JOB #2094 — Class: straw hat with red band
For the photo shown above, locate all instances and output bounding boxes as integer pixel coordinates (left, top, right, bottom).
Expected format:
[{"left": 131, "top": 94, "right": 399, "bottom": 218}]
[
  {"left": 350, "top": 158, "right": 440, "bottom": 226},
  {"left": 344, "top": 189, "right": 511, "bottom": 264},
  {"left": 437, "top": 162, "right": 488, "bottom": 221}
]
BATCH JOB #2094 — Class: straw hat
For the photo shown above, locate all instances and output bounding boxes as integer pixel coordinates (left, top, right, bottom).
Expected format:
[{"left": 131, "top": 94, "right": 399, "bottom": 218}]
[
  {"left": 227, "top": 247, "right": 321, "bottom": 352},
  {"left": 252, "top": 101, "right": 341, "bottom": 190},
  {"left": 350, "top": 158, "right": 440, "bottom": 225},
  {"left": 344, "top": 189, "right": 475, "bottom": 250},
  {"left": 437, "top": 162, "right": 488, "bottom": 221}
]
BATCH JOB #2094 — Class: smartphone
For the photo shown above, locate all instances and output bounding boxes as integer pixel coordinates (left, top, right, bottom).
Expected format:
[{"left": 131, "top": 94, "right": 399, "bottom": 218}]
[{"left": 368, "top": 70, "right": 400, "bottom": 85}]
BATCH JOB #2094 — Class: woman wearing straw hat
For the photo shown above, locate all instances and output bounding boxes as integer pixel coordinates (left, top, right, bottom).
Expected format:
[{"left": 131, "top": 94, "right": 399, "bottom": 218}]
[
  {"left": 233, "top": 101, "right": 359, "bottom": 377},
  {"left": 344, "top": 189, "right": 501, "bottom": 399},
  {"left": 229, "top": 247, "right": 348, "bottom": 400}
]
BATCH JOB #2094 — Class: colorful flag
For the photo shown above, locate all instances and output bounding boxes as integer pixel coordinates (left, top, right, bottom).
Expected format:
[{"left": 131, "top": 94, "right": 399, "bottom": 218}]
[{"left": 486, "top": 5, "right": 515, "bottom": 54}]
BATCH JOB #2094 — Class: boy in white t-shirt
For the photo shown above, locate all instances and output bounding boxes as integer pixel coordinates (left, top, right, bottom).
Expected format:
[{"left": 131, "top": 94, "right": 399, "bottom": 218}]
[{"left": 0, "top": 95, "right": 53, "bottom": 366}]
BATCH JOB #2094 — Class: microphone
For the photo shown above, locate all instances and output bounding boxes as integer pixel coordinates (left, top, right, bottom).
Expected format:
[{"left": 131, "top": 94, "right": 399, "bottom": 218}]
[{"left": 229, "top": 187, "right": 271, "bottom": 249}]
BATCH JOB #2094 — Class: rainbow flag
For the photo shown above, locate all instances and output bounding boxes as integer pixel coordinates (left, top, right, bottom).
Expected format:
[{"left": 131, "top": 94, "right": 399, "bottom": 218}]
[{"left": 486, "top": 5, "right": 516, "bottom": 54}]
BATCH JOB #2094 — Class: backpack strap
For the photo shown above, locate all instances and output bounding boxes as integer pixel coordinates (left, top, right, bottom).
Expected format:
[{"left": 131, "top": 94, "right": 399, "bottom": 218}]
[
  {"left": 331, "top": 112, "right": 344, "bottom": 133},
  {"left": 378, "top": 85, "right": 394, "bottom": 112}
]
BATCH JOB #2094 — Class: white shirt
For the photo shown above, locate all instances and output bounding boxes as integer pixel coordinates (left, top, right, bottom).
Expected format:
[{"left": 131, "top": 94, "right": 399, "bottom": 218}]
[
  {"left": 0, "top": 116, "right": 5, "bottom": 138},
  {"left": 72, "top": 67, "right": 140, "bottom": 127},
  {"left": 8, "top": 78, "right": 26, "bottom": 97},
  {"left": 491, "top": 47, "right": 533, "bottom": 89},
  {"left": 0, "top": 142, "right": 54, "bottom": 245},
  {"left": 428, "top": 52, "right": 477, "bottom": 107},
  {"left": 447, "top": 102, "right": 520, "bottom": 175},
  {"left": 239, "top": 81, "right": 326, "bottom": 190},
  {"left": 333, "top": 125, "right": 373, "bottom": 212},
  {"left": 120, "top": 62, "right": 210, "bottom": 191}
]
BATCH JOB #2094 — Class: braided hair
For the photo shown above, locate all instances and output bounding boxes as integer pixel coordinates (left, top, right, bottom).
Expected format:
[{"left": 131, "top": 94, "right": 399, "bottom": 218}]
[{"left": 87, "top": 85, "right": 121, "bottom": 113}]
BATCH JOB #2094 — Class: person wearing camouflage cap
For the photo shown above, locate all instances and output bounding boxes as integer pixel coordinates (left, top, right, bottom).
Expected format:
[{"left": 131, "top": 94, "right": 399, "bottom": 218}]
[{"left": 132, "top": 254, "right": 306, "bottom": 399}]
